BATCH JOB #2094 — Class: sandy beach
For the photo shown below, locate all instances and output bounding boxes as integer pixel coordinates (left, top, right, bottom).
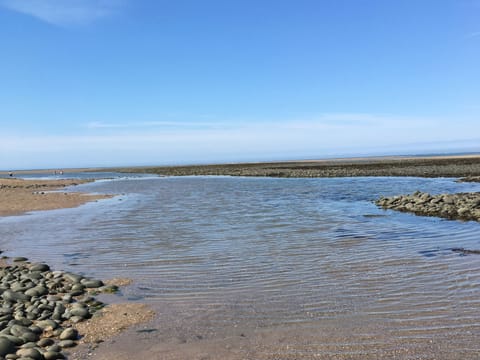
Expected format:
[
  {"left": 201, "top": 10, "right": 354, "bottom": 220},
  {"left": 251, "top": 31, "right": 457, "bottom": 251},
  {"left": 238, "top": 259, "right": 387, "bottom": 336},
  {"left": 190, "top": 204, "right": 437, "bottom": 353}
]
[{"left": 0, "top": 178, "right": 111, "bottom": 217}]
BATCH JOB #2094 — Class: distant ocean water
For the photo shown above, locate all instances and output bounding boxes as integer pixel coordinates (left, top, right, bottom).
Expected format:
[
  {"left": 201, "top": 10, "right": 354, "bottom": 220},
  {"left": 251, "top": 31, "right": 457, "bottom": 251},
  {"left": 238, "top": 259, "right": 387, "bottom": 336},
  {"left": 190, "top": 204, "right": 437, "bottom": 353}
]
[{"left": 2, "top": 175, "right": 480, "bottom": 358}]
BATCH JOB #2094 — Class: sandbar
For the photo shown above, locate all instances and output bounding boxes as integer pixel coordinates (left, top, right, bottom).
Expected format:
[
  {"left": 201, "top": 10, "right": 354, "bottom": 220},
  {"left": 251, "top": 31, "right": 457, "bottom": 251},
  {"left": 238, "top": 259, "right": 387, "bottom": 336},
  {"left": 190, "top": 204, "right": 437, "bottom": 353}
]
[{"left": 0, "top": 178, "right": 112, "bottom": 217}]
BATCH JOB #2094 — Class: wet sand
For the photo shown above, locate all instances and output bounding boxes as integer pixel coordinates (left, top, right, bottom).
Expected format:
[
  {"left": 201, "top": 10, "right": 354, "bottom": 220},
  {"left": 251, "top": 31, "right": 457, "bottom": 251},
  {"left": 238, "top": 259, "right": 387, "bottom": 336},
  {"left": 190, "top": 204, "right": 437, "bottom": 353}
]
[
  {"left": 0, "top": 178, "right": 112, "bottom": 216},
  {"left": 75, "top": 310, "right": 480, "bottom": 360}
]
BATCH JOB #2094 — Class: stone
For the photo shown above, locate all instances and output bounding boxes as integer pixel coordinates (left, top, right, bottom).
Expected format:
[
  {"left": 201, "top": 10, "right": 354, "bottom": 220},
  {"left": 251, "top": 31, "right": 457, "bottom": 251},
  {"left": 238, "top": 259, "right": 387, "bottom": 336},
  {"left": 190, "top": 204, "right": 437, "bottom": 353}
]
[
  {"left": 20, "top": 332, "right": 38, "bottom": 343},
  {"left": 58, "top": 340, "right": 76, "bottom": 348},
  {"left": 10, "top": 325, "right": 31, "bottom": 338},
  {"left": 16, "top": 347, "right": 43, "bottom": 360},
  {"left": 59, "top": 328, "right": 77, "bottom": 341},
  {"left": 29, "top": 264, "right": 50, "bottom": 272},
  {"left": 36, "top": 320, "right": 58, "bottom": 331},
  {"left": 37, "top": 338, "right": 54, "bottom": 347},
  {"left": 80, "top": 279, "right": 104, "bottom": 288},
  {"left": 69, "top": 307, "right": 89, "bottom": 319},
  {"left": 24, "top": 286, "right": 48, "bottom": 298},
  {"left": 2, "top": 290, "right": 30, "bottom": 302},
  {"left": 43, "top": 351, "right": 65, "bottom": 360},
  {"left": 1, "top": 335, "right": 23, "bottom": 346},
  {"left": 46, "top": 345, "right": 61, "bottom": 353},
  {"left": 0, "top": 337, "right": 16, "bottom": 356},
  {"left": 62, "top": 273, "right": 83, "bottom": 284}
]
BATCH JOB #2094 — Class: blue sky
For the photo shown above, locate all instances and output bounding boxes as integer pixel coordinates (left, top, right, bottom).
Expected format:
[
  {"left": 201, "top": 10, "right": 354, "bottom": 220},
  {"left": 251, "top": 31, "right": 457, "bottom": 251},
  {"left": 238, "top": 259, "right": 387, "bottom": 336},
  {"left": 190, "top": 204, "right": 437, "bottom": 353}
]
[{"left": 0, "top": 0, "right": 479, "bottom": 169}]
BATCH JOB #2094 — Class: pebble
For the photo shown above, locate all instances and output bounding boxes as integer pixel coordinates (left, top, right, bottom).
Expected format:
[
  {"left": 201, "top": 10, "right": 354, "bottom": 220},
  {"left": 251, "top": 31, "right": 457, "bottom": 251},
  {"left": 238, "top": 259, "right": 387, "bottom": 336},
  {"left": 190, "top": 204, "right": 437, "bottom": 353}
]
[
  {"left": 29, "top": 264, "right": 50, "bottom": 273},
  {"left": 16, "top": 348, "right": 42, "bottom": 360},
  {"left": 59, "top": 328, "right": 77, "bottom": 341},
  {"left": 37, "top": 338, "right": 54, "bottom": 347},
  {"left": 0, "top": 337, "right": 16, "bottom": 356},
  {"left": 0, "top": 260, "right": 111, "bottom": 359},
  {"left": 43, "top": 350, "right": 65, "bottom": 360},
  {"left": 58, "top": 339, "right": 76, "bottom": 348}
]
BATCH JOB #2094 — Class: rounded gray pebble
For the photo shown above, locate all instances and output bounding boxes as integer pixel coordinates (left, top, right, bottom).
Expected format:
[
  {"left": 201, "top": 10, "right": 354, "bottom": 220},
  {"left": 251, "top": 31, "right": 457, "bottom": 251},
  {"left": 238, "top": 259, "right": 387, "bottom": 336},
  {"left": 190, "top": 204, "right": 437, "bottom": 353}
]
[
  {"left": 16, "top": 347, "right": 43, "bottom": 360},
  {"left": 43, "top": 351, "right": 65, "bottom": 360},
  {"left": 29, "top": 264, "right": 50, "bottom": 272},
  {"left": 59, "top": 328, "right": 78, "bottom": 341},
  {"left": 0, "top": 337, "right": 16, "bottom": 356},
  {"left": 80, "top": 279, "right": 104, "bottom": 288},
  {"left": 37, "top": 338, "right": 54, "bottom": 347},
  {"left": 69, "top": 307, "right": 89, "bottom": 319},
  {"left": 58, "top": 339, "right": 76, "bottom": 348}
]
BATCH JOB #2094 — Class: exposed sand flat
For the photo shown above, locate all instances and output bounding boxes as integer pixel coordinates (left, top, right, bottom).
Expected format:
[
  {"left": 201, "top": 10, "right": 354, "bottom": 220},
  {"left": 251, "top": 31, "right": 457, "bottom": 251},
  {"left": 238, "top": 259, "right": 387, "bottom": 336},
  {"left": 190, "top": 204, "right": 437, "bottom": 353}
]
[{"left": 0, "top": 178, "right": 112, "bottom": 216}]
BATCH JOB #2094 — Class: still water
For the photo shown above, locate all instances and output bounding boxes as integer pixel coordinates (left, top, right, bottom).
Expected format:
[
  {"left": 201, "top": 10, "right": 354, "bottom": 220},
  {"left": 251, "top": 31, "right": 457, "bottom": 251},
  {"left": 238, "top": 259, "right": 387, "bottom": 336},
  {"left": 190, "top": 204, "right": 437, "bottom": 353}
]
[{"left": 2, "top": 176, "right": 480, "bottom": 358}]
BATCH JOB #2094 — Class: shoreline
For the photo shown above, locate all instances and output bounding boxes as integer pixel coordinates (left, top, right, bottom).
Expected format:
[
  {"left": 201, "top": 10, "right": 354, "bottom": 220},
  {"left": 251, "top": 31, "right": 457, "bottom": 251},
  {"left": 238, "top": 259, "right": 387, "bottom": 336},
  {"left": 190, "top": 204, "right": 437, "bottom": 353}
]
[
  {"left": 111, "top": 154, "right": 480, "bottom": 178},
  {"left": 3, "top": 154, "right": 480, "bottom": 179}
]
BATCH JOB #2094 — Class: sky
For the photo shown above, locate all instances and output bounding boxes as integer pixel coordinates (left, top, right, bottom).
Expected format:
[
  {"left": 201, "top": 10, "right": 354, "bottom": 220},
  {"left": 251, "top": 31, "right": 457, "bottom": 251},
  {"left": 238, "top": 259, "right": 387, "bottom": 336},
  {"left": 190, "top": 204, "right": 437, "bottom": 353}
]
[{"left": 0, "top": 0, "right": 479, "bottom": 169}]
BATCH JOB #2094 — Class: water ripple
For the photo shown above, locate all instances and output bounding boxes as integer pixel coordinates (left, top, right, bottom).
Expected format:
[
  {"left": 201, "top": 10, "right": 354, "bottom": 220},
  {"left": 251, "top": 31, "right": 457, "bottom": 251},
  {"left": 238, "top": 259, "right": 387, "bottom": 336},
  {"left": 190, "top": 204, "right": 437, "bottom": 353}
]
[{"left": 2, "top": 176, "right": 480, "bottom": 357}]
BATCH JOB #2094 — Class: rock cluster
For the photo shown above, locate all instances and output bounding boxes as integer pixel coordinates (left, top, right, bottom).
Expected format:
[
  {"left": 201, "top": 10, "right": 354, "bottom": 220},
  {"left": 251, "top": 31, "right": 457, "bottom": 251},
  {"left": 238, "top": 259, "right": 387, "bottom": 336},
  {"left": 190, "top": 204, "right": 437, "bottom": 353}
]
[
  {"left": 0, "top": 258, "right": 116, "bottom": 359},
  {"left": 115, "top": 157, "right": 480, "bottom": 178},
  {"left": 376, "top": 191, "right": 480, "bottom": 221},
  {"left": 457, "top": 176, "right": 480, "bottom": 183}
]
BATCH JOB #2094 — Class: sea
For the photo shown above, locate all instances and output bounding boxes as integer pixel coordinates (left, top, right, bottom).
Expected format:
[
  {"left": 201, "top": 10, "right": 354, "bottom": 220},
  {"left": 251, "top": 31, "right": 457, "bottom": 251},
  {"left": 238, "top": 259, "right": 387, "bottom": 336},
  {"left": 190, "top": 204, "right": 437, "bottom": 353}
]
[{"left": 1, "top": 173, "right": 480, "bottom": 359}]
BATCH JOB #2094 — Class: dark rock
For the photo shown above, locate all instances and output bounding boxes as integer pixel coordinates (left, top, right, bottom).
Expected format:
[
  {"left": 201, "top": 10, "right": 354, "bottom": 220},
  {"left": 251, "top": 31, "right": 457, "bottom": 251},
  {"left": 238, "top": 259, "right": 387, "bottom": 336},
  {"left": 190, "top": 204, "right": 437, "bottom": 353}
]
[
  {"left": 2, "top": 290, "right": 30, "bottom": 302},
  {"left": 69, "top": 307, "right": 89, "bottom": 319},
  {"left": 20, "top": 331, "right": 38, "bottom": 343},
  {"left": 29, "top": 264, "right": 50, "bottom": 272},
  {"left": 62, "top": 273, "right": 83, "bottom": 284},
  {"left": 80, "top": 279, "right": 104, "bottom": 288},
  {"left": 37, "top": 338, "right": 54, "bottom": 347},
  {"left": 16, "top": 347, "right": 43, "bottom": 360},
  {"left": 43, "top": 350, "right": 65, "bottom": 360},
  {"left": 58, "top": 339, "right": 76, "bottom": 348},
  {"left": 0, "top": 337, "right": 16, "bottom": 356},
  {"left": 451, "top": 248, "right": 480, "bottom": 255},
  {"left": 10, "top": 325, "right": 31, "bottom": 337},
  {"left": 376, "top": 191, "right": 480, "bottom": 222},
  {"left": 59, "top": 328, "right": 78, "bottom": 341}
]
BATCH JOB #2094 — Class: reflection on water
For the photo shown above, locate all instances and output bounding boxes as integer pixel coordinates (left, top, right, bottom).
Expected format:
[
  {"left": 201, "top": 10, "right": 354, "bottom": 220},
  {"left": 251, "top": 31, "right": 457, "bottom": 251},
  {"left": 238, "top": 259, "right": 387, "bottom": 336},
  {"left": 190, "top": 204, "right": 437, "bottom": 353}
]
[{"left": 2, "top": 176, "right": 480, "bottom": 358}]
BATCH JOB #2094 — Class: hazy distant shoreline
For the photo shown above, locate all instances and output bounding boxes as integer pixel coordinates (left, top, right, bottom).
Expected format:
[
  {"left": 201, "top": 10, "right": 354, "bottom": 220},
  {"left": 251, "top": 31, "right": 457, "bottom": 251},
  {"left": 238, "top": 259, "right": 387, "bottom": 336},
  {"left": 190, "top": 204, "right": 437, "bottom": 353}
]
[{"left": 2, "top": 154, "right": 480, "bottom": 179}]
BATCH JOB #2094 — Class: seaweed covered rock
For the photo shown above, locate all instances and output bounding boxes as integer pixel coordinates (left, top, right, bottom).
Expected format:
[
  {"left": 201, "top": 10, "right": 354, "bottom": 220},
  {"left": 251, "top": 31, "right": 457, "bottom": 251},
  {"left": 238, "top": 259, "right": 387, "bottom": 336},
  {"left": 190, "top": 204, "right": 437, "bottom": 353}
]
[{"left": 376, "top": 191, "right": 480, "bottom": 221}]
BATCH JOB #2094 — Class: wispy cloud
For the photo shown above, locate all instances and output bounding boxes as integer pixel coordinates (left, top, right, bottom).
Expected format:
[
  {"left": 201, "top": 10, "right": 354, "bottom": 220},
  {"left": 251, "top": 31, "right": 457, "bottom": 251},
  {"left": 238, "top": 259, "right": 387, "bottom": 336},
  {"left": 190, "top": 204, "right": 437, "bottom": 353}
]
[
  {"left": 466, "top": 31, "right": 480, "bottom": 38},
  {"left": 0, "top": 0, "right": 125, "bottom": 26},
  {"left": 86, "top": 120, "right": 222, "bottom": 130},
  {"left": 2, "top": 113, "right": 478, "bottom": 169},
  {"left": 85, "top": 113, "right": 431, "bottom": 132}
]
